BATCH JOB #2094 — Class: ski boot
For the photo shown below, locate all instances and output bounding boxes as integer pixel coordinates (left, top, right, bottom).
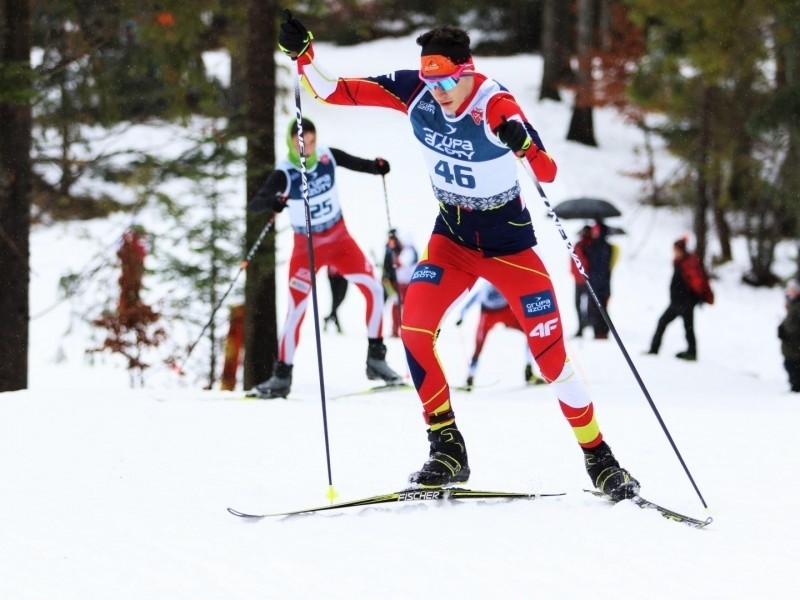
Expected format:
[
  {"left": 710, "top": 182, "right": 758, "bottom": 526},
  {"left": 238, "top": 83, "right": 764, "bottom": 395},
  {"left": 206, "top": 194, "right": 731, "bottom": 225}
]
[
  {"left": 583, "top": 441, "right": 640, "bottom": 501},
  {"left": 464, "top": 375, "right": 474, "bottom": 390},
  {"left": 253, "top": 361, "right": 293, "bottom": 399},
  {"left": 409, "top": 425, "right": 470, "bottom": 487},
  {"left": 366, "top": 339, "right": 402, "bottom": 383}
]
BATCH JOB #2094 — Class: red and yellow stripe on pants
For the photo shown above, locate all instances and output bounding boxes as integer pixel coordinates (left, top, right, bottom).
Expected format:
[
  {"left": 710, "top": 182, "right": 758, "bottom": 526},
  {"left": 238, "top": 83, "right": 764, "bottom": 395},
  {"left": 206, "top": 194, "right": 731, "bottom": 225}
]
[{"left": 401, "top": 233, "right": 603, "bottom": 447}]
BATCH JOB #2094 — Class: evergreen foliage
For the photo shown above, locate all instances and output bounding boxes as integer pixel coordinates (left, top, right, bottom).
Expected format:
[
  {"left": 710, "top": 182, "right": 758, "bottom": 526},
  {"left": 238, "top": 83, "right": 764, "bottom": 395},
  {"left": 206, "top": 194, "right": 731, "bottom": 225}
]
[{"left": 625, "top": 0, "right": 800, "bottom": 283}]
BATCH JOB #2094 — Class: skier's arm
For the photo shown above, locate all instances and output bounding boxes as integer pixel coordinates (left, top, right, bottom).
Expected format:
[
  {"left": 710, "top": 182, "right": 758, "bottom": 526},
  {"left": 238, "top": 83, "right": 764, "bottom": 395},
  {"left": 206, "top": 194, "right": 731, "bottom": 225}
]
[
  {"left": 487, "top": 94, "right": 557, "bottom": 183},
  {"left": 249, "top": 170, "right": 289, "bottom": 213},
  {"left": 279, "top": 15, "right": 422, "bottom": 112},
  {"left": 295, "top": 46, "right": 423, "bottom": 113},
  {"left": 330, "top": 148, "right": 390, "bottom": 176}
]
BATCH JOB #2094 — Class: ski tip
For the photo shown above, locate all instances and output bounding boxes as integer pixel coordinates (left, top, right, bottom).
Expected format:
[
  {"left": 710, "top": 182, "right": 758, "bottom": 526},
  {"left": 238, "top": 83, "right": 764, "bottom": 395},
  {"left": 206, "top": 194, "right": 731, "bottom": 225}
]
[{"left": 227, "top": 507, "right": 265, "bottom": 519}]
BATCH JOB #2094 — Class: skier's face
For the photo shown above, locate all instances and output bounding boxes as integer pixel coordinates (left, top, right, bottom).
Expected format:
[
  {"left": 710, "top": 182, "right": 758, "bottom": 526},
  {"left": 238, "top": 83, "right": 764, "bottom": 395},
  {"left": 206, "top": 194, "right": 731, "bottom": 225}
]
[
  {"left": 429, "top": 76, "right": 474, "bottom": 115},
  {"left": 291, "top": 132, "right": 317, "bottom": 158}
]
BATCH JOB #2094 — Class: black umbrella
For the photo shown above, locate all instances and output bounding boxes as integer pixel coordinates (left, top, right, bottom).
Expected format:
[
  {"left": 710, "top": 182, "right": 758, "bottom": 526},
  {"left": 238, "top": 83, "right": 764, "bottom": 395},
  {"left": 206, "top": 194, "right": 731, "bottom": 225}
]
[{"left": 552, "top": 197, "right": 622, "bottom": 220}]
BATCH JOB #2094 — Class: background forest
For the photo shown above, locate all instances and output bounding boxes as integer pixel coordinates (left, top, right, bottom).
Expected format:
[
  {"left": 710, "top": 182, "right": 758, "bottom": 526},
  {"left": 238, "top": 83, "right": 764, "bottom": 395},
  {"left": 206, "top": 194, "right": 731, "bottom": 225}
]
[{"left": 2, "top": 0, "right": 800, "bottom": 392}]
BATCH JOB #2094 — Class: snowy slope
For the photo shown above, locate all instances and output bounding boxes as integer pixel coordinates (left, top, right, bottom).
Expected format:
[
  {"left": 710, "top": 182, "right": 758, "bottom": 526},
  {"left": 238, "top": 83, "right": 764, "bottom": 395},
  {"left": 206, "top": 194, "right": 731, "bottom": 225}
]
[{"left": 3, "top": 36, "right": 800, "bottom": 600}]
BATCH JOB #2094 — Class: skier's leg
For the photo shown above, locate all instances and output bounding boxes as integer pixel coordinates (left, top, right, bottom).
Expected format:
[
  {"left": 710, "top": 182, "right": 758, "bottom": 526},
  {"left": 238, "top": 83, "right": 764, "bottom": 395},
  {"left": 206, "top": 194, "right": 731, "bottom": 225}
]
[
  {"left": 481, "top": 246, "right": 639, "bottom": 500},
  {"left": 403, "top": 236, "right": 478, "bottom": 487},
  {"left": 334, "top": 238, "right": 402, "bottom": 382},
  {"left": 401, "top": 235, "right": 477, "bottom": 426}
]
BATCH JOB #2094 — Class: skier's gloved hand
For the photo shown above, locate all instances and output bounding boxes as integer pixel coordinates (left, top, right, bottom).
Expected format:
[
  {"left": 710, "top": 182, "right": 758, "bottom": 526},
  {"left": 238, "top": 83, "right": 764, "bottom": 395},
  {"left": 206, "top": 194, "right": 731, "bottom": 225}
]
[
  {"left": 493, "top": 118, "right": 532, "bottom": 154},
  {"left": 375, "top": 158, "right": 391, "bottom": 175},
  {"left": 269, "top": 193, "right": 289, "bottom": 213},
  {"left": 279, "top": 11, "right": 314, "bottom": 59}
]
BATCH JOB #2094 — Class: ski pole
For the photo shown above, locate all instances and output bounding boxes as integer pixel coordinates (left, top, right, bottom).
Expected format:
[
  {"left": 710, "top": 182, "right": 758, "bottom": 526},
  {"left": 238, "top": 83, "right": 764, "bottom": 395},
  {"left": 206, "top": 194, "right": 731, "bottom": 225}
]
[
  {"left": 380, "top": 174, "right": 393, "bottom": 232},
  {"left": 519, "top": 157, "right": 708, "bottom": 509},
  {"left": 286, "top": 9, "right": 338, "bottom": 504},
  {"left": 171, "top": 216, "right": 275, "bottom": 377}
]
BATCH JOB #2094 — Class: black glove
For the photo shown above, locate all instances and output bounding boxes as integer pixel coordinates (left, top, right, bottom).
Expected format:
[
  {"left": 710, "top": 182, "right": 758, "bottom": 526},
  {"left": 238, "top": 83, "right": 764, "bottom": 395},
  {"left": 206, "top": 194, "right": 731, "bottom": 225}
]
[
  {"left": 269, "top": 193, "right": 288, "bottom": 213},
  {"left": 375, "top": 158, "right": 390, "bottom": 175},
  {"left": 279, "top": 11, "right": 313, "bottom": 59},
  {"left": 455, "top": 318, "right": 463, "bottom": 327},
  {"left": 493, "top": 119, "right": 532, "bottom": 153}
]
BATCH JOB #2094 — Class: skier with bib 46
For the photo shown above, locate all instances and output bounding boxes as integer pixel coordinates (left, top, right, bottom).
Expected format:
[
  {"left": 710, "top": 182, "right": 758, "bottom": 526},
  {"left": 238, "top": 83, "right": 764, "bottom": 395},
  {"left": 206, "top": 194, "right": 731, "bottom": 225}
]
[{"left": 277, "top": 15, "right": 640, "bottom": 501}]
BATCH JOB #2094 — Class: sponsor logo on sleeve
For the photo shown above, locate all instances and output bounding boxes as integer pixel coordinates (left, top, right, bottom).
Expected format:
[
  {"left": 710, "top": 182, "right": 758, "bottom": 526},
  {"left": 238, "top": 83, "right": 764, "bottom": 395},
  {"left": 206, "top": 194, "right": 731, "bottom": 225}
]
[{"left": 410, "top": 264, "right": 444, "bottom": 285}]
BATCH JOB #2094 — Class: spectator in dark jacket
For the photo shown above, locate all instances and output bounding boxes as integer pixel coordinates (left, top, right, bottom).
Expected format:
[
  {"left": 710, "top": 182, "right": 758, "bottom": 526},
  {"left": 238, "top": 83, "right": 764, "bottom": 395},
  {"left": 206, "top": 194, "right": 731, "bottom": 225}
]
[
  {"left": 571, "top": 225, "right": 592, "bottom": 337},
  {"left": 584, "top": 222, "right": 612, "bottom": 339},
  {"left": 648, "top": 238, "right": 714, "bottom": 361},
  {"left": 778, "top": 279, "right": 800, "bottom": 392}
]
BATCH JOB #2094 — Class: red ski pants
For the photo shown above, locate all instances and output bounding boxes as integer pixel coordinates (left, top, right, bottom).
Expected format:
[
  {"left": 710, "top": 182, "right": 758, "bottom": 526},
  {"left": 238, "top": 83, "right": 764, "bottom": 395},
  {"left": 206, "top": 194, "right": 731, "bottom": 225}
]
[{"left": 401, "top": 234, "right": 601, "bottom": 447}]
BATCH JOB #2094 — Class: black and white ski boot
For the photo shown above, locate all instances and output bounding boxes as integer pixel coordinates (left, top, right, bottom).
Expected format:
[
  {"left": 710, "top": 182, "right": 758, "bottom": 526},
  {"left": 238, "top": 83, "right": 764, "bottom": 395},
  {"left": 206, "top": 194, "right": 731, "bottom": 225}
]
[
  {"left": 366, "top": 339, "right": 402, "bottom": 383},
  {"left": 409, "top": 425, "right": 470, "bottom": 487},
  {"left": 583, "top": 441, "right": 640, "bottom": 501},
  {"left": 253, "top": 361, "right": 293, "bottom": 399}
]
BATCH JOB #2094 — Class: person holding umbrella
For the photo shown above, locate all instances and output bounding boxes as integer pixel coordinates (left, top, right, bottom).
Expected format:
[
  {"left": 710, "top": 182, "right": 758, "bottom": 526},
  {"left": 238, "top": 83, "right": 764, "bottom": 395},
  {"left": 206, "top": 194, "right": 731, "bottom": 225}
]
[{"left": 552, "top": 198, "right": 622, "bottom": 340}]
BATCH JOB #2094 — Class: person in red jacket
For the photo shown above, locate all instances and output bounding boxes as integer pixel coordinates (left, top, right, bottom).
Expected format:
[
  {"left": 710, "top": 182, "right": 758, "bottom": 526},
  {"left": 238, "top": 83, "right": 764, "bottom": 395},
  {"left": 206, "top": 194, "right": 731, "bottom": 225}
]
[
  {"left": 277, "top": 15, "right": 640, "bottom": 501},
  {"left": 648, "top": 238, "right": 714, "bottom": 361}
]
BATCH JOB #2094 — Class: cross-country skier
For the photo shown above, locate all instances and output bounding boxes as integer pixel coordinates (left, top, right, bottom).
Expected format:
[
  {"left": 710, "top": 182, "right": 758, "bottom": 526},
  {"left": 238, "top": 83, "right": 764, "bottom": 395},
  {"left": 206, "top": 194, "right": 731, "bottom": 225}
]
[
  {"left": 277, "top": 16, "right": 639, "bottom": 500},
  {"left": 455, "top": 280, "right": 545, "bottom": 388},
  {"left": 248, "top": 118, "right": 402, "bottom": 398}
]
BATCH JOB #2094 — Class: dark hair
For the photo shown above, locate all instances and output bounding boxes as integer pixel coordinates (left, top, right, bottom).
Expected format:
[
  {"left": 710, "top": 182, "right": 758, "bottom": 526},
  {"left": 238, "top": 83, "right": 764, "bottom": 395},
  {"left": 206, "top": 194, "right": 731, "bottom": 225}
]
[
  {"left": 416, "top": 25, "right": 471, "bottom": 64},
  {"left": 674, "top": 238, "right": 687, "bottom": 252},
  {"left": 288, "top": 117, "right": 316, "bottom": 136}
]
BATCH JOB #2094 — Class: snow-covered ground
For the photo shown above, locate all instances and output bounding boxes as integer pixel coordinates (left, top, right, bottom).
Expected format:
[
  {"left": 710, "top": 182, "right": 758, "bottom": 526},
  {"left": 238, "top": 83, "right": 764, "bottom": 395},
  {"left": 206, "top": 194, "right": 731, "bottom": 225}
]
[{"left": 3, "top": 36, "right": 800, "bottom": 599}]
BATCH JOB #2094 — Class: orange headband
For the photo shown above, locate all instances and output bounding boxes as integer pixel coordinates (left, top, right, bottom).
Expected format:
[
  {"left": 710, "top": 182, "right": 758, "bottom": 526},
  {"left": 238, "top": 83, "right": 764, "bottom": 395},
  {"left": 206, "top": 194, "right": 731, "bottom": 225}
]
[{"left": 420, "top": 54, "right": 464, "bottom": 78}]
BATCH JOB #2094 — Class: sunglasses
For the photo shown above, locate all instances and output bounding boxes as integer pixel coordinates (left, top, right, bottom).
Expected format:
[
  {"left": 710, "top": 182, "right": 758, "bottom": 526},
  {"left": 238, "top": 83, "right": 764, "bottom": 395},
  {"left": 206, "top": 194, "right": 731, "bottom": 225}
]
[
  {"left": 421, "top": 74, "right": 462, "bottom": 92},
  {"left": 419, "top": 55, "right": 468, "bottom": 92}
]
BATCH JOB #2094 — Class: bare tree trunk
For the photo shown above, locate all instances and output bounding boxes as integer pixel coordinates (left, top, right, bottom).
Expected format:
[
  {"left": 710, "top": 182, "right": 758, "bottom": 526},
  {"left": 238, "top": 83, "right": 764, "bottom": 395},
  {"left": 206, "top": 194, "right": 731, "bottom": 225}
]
[
  {"left": 694, "top": 86, "right": 712, "bottom": 263},
  {"left": 243, "top": 0, "right": 278, "bottom": 389},
  {"left": 710, "top": 168, "right": 733, "bottom": 265},
  {"left": 540, "top": 0, "right": 574, "bottom": 101},
  {"left": 566, "top": 0, "right": 597, "bottom": 146},
  {"left": 0, "top": 0, "right": 32, "bottom": 392},
  {"left": 598, "top": 0, "right": 613, "bottom": 50}
]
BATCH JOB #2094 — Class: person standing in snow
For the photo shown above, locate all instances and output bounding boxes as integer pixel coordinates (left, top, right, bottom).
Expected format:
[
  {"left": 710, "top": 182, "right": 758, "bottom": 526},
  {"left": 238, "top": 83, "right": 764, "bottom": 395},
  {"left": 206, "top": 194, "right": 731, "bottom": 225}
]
[
  {"left": 383, "top": 229, "right": 419, "bottom": 337},
  {"left": 277, "top": 16, "right": 639, "bottom": 500},
  {"left": 584, "top": 221, "right": 613, "bottom": 339},
  {"left": 647, "top": 237, "right": 714, "bottom": 361},
  {"left": 570, "top": 225, "right": 592, "bottom": 337},
  {"left": 778, "top": 279, "right": 800, "bottom": 392},
  {"left": 248, "top": 117, "right": 402, "bottom": 398},
  {"left": 324, "top": 266, "right": 348, "bottom": 333},
  {"left": 455, "top": 280, "right": 544, "bottom": 389}
]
